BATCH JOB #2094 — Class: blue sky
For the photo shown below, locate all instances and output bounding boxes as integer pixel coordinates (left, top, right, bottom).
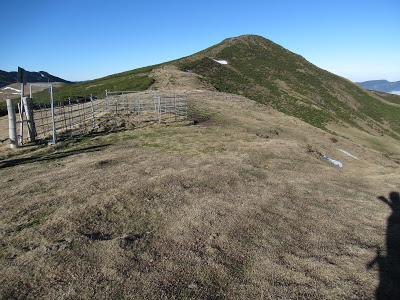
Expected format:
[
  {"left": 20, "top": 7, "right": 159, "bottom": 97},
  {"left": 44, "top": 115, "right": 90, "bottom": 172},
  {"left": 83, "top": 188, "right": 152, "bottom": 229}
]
[{"left": 1, "top": 0, "right": 399, "bottom": 82}]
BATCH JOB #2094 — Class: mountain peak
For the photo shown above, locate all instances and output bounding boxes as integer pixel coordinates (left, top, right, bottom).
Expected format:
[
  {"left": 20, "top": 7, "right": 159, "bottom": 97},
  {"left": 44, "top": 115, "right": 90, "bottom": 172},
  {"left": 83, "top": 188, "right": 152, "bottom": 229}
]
[
  {"left": 219, "top": 34, "right": 273, "bottom": 47},
  {"left": 223, "top": 34, "right": 267, "bottom": 42},
  {"left": 175, "top": 35, "right": 400, "bottom": 137}
]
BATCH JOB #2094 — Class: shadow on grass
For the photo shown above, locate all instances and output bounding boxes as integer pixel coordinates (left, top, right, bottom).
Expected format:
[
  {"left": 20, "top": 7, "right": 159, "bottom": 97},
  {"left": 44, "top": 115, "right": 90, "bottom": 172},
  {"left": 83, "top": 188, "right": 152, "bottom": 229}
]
[
  {"left": 367, "top": 191, "right": 400, "bottom": 299},
  {"left": 0, "top": 144, "right": 109, "bottom": 169}
]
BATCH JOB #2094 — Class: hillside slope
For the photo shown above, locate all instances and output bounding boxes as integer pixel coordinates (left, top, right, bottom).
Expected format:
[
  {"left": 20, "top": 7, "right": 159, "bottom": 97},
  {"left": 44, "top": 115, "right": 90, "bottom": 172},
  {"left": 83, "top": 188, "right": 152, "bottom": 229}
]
[
  {"left": 173, "top": 35, "right": 400, "bottom": 139},
  {"left": 33, "top": 66, "right": 155, "bottom": 103}
]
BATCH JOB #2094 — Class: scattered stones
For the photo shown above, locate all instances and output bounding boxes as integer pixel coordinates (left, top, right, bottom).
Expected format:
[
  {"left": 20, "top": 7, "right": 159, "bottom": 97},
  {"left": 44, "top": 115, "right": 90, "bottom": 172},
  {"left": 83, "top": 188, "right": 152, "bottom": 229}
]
[
  {"left": 256, "top": 128, "right": 280, "bottom": 139},
  {"left": 83, "top": 232, "right": 113, "bottom": 241},
  {"left": 306, "top": 144, "right": 323, "bottom": 158},
  {"left": 119, "top": 233, "right": 146, "bottom": 250},
  {"left": 95, "top": 159, "right": 113, "bottom": 168},
  {"left": 38, "top": 239, "right": 72, "bottom": 255},
  {"left": 330, "top": 137, "right": 338, "bottom": 143}
]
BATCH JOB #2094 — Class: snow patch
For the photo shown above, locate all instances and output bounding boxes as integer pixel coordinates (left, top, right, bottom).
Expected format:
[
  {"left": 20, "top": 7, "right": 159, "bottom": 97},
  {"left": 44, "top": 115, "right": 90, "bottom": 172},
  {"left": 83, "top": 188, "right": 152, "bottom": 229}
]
[
  {"left": 390, "top": 90, "right": 400, "bottom": 95},
  {"left": 2, "top": 87, "right": 21, "bottom": 92},
  {"left": 322, "top": 155, "right": 343, "bottom": 168},
  {"left": 213, "top": 59, "right": 228, "bottom": 65},
  {"left": 337, "top": 149, "right": 359, "bottom": 160},
  {"left": 40, "top": 72, "right": 45, "bottom": 78}
]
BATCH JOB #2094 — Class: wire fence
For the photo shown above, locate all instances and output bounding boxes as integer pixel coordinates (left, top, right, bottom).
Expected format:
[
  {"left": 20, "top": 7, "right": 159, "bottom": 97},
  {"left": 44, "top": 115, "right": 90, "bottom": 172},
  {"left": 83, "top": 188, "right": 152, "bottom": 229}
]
[{"left": 4, "top": 91, "right": 188, "bottom": 145}]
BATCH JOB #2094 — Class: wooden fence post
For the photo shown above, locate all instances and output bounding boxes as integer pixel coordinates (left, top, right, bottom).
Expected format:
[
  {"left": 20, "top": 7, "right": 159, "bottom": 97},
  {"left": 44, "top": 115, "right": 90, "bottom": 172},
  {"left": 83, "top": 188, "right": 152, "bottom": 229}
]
[
  {"left": 22, "top": 97, "right": 36, "bottom": 142},
  {"left": 6, "top": 99, "right": 17, "bottom": 149}
]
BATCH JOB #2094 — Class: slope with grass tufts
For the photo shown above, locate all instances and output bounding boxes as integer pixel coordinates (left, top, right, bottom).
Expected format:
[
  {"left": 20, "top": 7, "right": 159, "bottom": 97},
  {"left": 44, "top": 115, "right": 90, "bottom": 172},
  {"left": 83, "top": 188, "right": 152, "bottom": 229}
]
[
  {"left": 174, "top": 35, "right": 400, "bottom": 139},
  {"left": 1, "top": 88, "right": 399, "bottom": 298}
]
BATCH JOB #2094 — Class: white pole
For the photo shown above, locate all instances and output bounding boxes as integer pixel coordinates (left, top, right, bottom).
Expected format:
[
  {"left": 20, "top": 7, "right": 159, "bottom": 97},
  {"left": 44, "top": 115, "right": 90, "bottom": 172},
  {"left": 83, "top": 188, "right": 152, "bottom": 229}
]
[
  {"left": 50, "top": 85, "right": 56, "bottom": 144},
  {"left": 90, "top": 94, "right": 96, "bottom": 129},
  {"left": 158, "top": 95, "right": 161, "bottom": 123},
  {"left": 6, "top": 99, "right": 17, "bottom": 149},
  {"left": 19, "top": 83, "right": 24, "bottom": 144},
  {"left": 105, "top": 90, "right": 109, "bottom": 112}
]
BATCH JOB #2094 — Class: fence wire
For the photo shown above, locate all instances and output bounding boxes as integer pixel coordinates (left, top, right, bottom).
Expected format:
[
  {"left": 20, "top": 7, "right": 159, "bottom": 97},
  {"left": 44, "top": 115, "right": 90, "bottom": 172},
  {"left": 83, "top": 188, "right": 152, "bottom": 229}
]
[{"left": 10, "top": 92, "right": 188, "bottom": 144}]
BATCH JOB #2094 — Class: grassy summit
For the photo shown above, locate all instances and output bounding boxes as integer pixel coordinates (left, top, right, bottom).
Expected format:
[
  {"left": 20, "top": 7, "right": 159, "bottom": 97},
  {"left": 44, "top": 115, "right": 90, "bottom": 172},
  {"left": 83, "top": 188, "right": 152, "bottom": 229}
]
[{"left": 175, "top": 35, "right": 400, "bottom": 137}]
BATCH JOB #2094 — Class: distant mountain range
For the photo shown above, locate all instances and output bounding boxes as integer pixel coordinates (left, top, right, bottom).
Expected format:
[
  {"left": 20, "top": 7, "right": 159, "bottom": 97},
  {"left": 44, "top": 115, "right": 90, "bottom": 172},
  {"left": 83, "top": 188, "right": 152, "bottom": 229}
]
[
  {"left": 357, "top": 80, "right": 400, "bottom": 93},
  {"left": 0, "top": 69, "right": 71, "bottom": 88}
]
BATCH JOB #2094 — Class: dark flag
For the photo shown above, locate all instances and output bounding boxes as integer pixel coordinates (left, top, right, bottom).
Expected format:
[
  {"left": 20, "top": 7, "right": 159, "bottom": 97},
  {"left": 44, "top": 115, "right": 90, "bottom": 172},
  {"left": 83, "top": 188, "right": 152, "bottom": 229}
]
[{"left": 17, "top": 67, "right": 26, "bottom": 84}]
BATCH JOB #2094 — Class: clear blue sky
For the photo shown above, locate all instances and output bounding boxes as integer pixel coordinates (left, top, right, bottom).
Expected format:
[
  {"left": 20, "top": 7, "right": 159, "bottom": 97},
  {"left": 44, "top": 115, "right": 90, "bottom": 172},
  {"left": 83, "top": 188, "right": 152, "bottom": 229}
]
[{"left": 1, "top": 0, "right": 399, "bottom": 82}]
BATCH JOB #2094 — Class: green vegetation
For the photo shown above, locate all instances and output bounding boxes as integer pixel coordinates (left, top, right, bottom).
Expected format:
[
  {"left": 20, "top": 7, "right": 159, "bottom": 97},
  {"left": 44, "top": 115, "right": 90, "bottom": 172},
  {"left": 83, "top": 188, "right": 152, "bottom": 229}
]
[
  {"left": 177, "top": 35, "right": 400, "bottom": 137},
  {"left": 0, "top": 66, "right": 155, "bottom": 116},
  {"left": 372, "top": 91, "right": 400, "bottom": 105},
  {"left": 34, "top": 66, "right": 155, "bottom": 103}
]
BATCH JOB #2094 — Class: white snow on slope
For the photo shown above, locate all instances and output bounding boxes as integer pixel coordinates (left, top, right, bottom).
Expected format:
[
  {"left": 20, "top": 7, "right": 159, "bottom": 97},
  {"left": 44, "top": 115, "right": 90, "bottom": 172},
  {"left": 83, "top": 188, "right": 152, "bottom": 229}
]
[
  {"left": 338, "top": 149, "right": 359, "bottom": 160},
  {"left": 2, "top": 87, "right": 21, "bottom": 92},
  {"left": 390, "top": 91, "right": 400, "bottom": 95},
  {"left": 322, "top": 155, "right": 343, "bottom": 168},
  {"left": 213, "top": 59, "right": 228, "bottom": 65}
]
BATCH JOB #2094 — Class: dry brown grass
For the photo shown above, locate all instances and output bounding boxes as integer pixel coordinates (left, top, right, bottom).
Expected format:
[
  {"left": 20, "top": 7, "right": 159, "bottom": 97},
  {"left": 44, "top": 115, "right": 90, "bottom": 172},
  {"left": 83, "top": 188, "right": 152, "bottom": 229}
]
[{"left": 0, "top": 89, "right": 399, "bottom": 299}]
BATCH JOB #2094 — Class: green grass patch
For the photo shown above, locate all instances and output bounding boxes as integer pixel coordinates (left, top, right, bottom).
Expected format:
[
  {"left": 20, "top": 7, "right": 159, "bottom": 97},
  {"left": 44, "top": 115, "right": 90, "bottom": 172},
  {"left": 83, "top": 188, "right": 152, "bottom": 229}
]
[{"left": 0, "top": 66, "right": 155, "bottom": 116}]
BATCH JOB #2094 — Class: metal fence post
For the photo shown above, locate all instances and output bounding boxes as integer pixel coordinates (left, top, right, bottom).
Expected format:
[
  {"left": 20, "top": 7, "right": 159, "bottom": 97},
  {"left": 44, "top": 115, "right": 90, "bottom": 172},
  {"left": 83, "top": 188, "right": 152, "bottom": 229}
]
[
  {"left": 50, "top": 85, "right": 57, "bottom": 144},
  {"left": 174, "top": 95, "right": 177, "bottom": 121},
  {"left": 105, "top": 90, "right": 109, "bottom": 112},
  {"left": 68, "top": 98, "right": 73, "bottom": 130},
  {"left": 62, "top": 101, "right": 67, "bottom": 131},
  {"left": 90, "top": 94, "right": 96, "bottom": 129},
  {"left": 158, "top": 95, "right": 161, "bottom": 123}
]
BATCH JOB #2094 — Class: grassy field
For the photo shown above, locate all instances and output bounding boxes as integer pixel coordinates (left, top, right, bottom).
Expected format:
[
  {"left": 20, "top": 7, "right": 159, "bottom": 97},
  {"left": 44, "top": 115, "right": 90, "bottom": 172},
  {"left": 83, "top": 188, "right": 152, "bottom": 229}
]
[{"left": 1, "top": 89, "right": 400, "bottom": 298}]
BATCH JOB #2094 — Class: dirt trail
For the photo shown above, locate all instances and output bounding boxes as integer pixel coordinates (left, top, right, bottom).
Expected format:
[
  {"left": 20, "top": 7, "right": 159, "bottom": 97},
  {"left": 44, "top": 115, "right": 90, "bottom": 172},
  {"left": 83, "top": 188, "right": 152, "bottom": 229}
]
[{"left": 150, "top": 65, "right": 215, "bottom": 91}]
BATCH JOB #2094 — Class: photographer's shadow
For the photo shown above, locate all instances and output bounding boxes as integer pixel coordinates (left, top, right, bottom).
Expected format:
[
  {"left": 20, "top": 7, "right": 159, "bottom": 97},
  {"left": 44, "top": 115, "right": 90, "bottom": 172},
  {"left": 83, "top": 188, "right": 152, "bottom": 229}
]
[{"left": 368, "top": 192, "right": 400, "bottom": 299}]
